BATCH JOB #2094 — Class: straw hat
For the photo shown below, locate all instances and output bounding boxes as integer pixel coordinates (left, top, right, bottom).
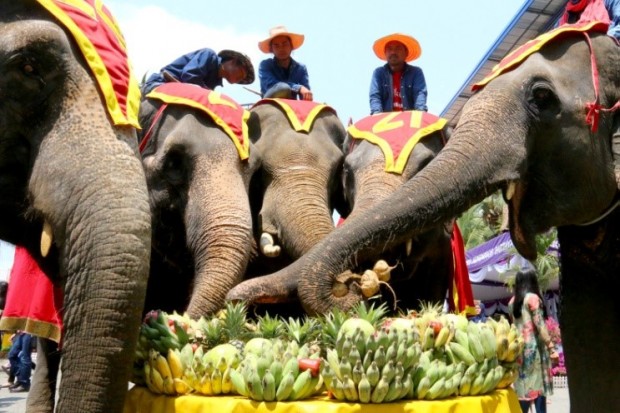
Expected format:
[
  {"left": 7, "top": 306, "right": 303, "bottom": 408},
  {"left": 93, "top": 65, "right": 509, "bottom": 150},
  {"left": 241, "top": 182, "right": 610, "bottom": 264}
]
[
  {"left": 373, "top": 33, "right": 421, "bottom": 62},
  {"left": 258, "top": 26, "right": 305, "bottom": 53},
  {"left": 218, "top": 50, "right": 255, "bottom": 84}
]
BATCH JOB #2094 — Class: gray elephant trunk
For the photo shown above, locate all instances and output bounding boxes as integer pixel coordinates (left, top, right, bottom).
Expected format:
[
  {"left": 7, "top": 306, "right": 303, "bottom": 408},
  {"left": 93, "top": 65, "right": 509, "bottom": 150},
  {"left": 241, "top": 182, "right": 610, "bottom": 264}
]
[{"left": 298, "top": 92, "right": 526, "bottom": 314}]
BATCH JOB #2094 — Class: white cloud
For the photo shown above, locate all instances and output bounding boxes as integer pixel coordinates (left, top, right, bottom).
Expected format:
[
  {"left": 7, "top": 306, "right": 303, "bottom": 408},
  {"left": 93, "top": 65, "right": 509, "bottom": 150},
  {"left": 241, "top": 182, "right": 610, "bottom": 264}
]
[{"left": 111, "top": 4, "right": 263, "bottom": 94}]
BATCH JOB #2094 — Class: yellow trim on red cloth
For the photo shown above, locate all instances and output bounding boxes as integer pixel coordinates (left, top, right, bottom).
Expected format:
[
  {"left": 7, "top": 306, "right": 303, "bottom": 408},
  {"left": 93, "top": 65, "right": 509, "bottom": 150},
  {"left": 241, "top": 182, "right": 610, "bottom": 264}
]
[
  {"left": 253, "top": 99, "right": 336, "bottom": 133},
  {"left": 147, "top": 84, "right": 251, "bottom": 160},
  {"left": 36, "top": 0, "right": 141, "bottom": 128},
  {"left": 473, "top": 20, "right": 608, "bottom": 91},
  {"left": 124, "top": 387, "right": 521, "bottom": 413},
  {"left": 348, "top": 111, "right": 447, "bottom": 174}
]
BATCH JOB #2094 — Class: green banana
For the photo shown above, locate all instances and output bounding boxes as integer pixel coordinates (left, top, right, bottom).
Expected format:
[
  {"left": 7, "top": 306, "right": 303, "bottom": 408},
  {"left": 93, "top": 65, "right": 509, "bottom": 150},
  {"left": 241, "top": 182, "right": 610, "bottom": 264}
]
[
  {"left": 230, "top": 368, "right": 249, "bottom": 396},
  {"left": 370, "top": 377, "right": 390, "bottom": 403},
  {"left": 289, "top": 370, "right": 312, "bottom": 400},
  {"left": 275, "top": 371, "right": 296, "bottom": 401},
  {"left": 357, "top": 375, "right": 371, "bottom": 403},
  {"left": 262, "top": 370, "right": 276, "bottom": 401}
]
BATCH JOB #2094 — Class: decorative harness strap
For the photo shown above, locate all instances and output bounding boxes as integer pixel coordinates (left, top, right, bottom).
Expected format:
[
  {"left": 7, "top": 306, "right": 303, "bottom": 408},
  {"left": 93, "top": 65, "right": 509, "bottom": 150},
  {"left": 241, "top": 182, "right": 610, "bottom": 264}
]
[
  {"left": 139, "top": 103, "right": 167, "bottom": 154},
  {"left": 581, "top": 31, "right": 620, "bottom": 132}
]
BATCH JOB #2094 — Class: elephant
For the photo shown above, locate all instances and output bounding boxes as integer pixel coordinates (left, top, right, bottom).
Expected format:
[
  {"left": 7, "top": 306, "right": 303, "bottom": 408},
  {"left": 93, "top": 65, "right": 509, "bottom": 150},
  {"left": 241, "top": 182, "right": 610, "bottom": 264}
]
[
  {"left": 0, "top": 2, "right": 151, "bottom": 413},
  {"left": 278, "top": 26, "right": 619, "bottom": 412},
  {"left": 139, "top": 84, "right": 259, "bottom": 318},
  {"left": 225, "top": 99, "right": 347, "bottom": 307},
  {"left": 334, "top": 112, "right": 455, "bottom": 311}
]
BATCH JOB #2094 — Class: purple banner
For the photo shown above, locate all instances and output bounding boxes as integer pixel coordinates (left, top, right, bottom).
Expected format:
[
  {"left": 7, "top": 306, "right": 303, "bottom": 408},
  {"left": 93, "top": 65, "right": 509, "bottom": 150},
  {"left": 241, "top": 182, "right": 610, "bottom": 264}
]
[{"left": 465, "top": 232, "right": 514, "bottom": 273}]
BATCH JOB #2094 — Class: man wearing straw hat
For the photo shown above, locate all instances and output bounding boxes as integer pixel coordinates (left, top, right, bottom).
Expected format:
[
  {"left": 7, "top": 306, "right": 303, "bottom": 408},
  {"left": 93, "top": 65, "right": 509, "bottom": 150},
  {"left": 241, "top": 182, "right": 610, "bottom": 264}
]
[
  {"left": 369, "top": 33, "right": 428, "bottom": 114},
  {"left": 258, "top": 26, "right": 313, "bottom": 100}
]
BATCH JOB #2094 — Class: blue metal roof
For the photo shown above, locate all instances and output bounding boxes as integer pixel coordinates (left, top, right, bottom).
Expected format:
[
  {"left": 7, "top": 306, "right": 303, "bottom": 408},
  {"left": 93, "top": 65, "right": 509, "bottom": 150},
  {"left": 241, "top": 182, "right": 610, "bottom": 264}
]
[{"left": 441, "top": 0, "right": 567, "bottom": 126}]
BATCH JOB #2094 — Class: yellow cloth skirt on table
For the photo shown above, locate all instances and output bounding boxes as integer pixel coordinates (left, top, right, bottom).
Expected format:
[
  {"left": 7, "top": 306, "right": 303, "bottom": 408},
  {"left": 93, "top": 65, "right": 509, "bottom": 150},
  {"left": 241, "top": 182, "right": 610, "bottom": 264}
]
[{"left": 124, "top": 386, "right": 521, "bottom": 413}]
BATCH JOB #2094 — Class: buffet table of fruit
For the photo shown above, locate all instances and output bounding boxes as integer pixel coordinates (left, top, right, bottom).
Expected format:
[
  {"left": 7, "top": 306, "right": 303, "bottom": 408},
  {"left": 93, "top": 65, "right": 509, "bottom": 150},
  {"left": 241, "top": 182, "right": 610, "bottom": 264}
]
[{"left": 124, "top": 302, "right": 524, "bottom": 412}]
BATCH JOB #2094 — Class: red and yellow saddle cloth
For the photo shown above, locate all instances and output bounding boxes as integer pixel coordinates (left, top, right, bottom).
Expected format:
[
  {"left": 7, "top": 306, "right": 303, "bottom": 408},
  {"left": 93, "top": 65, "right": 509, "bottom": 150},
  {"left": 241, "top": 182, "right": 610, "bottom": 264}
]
[
  {"left": 473, "top": 20, "right": 608, "bottom": 91},
  {"left": 348, "top": 111, "right": 447, "bottom": 174},
  {"left": 37, "top": 0, "right": 141, "bottom": 128},
  {"left": 147, "top": 83, "right": 251, "bottom": 160},
  {"left": 252, "top": 99, "right": 337, "bottom": 133}
]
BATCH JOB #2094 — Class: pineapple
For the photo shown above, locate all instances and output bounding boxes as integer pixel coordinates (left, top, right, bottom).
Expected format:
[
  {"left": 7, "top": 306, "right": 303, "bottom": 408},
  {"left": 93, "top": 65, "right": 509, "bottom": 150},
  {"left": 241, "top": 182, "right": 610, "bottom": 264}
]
[
  {"left": 351, "top": 301, "right": 389, "bottom": 329},
  {"left": 201, "top": 317, "right": 224, "bottom": 349},
  {"left": 256, "top": 312, "right": 284, "bottom": 339},
  {"left": 220, "top": 301, "right": 251, "bottom": 353},
  {"left": 283, "top": 316, "right": 320, "bottom": 345},
  {"left": 319, "top": 307, "right": 348, "bottom": 349}
]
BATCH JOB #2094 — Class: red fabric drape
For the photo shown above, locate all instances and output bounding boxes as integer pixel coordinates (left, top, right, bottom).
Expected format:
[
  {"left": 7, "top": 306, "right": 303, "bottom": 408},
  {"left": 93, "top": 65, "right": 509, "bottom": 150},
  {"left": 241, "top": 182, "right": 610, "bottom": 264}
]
[
  {"left": 448, "top": 224, "right": 476, "bottom": 315},
  {"left": 558, "top": 0, "right": 611, "bottom": 25},
  {"left": 0, "top": 246, "right": 63, "bottom": 343}
]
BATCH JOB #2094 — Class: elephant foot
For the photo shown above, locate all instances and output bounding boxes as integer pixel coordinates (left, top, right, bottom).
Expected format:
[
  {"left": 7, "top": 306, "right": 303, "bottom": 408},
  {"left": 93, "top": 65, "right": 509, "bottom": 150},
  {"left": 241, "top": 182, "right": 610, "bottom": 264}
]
[{"left": 226, "top": 271, "right": 298, "bottom": 304}]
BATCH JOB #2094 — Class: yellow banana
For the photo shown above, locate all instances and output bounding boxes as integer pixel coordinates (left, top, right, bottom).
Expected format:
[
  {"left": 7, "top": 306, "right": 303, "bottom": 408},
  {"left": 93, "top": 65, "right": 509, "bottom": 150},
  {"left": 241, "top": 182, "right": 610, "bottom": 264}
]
[
  {"left": 174, "top": 378, "right": 191, "bottom": 395},
  {"left": 144, "top": 362, "right": 157, "bottom": 394},
  {"left": 458, "top": 374, "right": 472, "bottom": 396},
  {"left": 211, "top": 369, "right": 222, "bottom": 395},
  {"left": 150, "top": 367, "right": 165, "bottom": 394},
  {"left": 163, "top": 376, "right": 175, "bottom": 395},
  {"left": 434, "top": 326, "right": 450, "bottom": 348},
  {"left": 221, "top": 367, "right": 233, "bottom": 394},
  {"left": 199, "top": 375, "right": 213, "bottom": 395},
  {"left": 167, "top": 349, "right": 184, "bottom": 379}
]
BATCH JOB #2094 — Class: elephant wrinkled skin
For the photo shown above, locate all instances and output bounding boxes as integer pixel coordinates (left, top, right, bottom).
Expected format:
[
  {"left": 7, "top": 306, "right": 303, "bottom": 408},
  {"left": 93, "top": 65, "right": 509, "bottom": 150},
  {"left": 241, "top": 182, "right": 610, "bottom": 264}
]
[
  {"left": 0, "top": 2, "right": 151, "bottom": 413},
  {"left": 226, "top": 101, "right": 346, "bottom": 306},
  {"left": 139, "top": 98, "right": 259, "bottom": 317},
  {"left": 292, "top": 32, "right": 619, "bottom": 412}
]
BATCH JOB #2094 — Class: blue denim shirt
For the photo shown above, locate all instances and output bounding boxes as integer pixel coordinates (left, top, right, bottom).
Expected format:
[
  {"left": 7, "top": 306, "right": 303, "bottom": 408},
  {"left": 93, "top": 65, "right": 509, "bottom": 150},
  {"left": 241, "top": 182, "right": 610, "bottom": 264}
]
[
  {"left": 557, "top": 0, "right": 620, "bottom": 39},
  {"left": 142, "top": 48, "right": 222, "bottom": 94},
  {"left": 259, "top": 57, "right": 310, "bottom": 97},
  {"left": 369, "top": 63, "right": 427, "bottom": 114}
]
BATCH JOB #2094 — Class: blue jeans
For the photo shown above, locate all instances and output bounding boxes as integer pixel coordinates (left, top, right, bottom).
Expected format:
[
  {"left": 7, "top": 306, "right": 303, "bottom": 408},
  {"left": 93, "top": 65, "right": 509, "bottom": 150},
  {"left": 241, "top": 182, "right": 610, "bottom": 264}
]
[
  {"left": 519, "top": 396, "right": 546, "bottom": 413},
  {"left": 8, "top": 333, "right": 32, "bottom": 387},
  {"left": 263, "top": 82, "right": 295, "bottom": 99}
]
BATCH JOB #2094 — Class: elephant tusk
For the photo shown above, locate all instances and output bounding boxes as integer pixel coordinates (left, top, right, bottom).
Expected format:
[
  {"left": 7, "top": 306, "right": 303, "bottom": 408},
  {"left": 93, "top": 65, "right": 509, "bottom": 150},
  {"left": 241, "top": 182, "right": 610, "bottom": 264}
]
[
  {"left": 260, "top": 232, "right": 281, "bottom": 257},
  {"left": 506, "top": 181, "right": 516, "bottom": 201},
  {"left": 41, "top": 220, "right": 53, "bottom": 258},
  {"left": 405, "top": 239, "right": 412, "bottom": 256}
]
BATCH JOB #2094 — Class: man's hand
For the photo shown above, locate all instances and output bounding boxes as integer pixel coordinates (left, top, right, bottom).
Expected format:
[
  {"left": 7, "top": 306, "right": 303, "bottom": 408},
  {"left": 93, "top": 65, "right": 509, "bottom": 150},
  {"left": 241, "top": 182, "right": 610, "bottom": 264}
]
[{"left": 299, "top": 86, "right": 313, "bottom": 101}]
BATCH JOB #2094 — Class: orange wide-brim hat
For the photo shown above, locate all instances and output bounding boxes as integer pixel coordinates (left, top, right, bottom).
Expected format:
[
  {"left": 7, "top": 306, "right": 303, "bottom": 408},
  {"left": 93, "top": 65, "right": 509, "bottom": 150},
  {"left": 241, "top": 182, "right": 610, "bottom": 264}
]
[
  {"left": 373, "top": 33, "right": 421, "bottom": 62},
  {"left": 258, "top": 25, "right": 305, "bottom": 53}
]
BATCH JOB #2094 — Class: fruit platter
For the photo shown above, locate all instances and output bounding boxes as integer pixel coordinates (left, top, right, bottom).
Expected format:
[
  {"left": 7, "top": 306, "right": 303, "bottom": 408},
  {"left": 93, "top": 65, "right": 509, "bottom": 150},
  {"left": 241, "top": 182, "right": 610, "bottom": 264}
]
[{"left": 123, "top": 302, "right": 522, "bottom": 413}]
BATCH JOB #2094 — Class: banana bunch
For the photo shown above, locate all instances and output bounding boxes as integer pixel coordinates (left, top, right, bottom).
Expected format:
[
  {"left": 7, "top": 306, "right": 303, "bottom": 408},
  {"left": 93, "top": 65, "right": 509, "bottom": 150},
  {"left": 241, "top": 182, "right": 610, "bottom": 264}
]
[
  {"left": 420, "top": 322, "right": 456, "bottom": 351},
  {"left": 183, "top": 344, "right": 242, "bottom": 396},
  {"left": 490, "top": 316, "right": 525, "bottom": 363},
  {"left": 144, "top": 346, "right": 194, "bottom": 395},
  {"left": 232, "top": 347, "right": 323, "bottom": 402},
  {"left": 138, "top": 310, "right": 191, "bottom": 358},
  {"left": 411, "top": 350, "right": 466, "bottom": 400},
  {"left": 323, "top": 326, "right": 422, "bottom": 403}
]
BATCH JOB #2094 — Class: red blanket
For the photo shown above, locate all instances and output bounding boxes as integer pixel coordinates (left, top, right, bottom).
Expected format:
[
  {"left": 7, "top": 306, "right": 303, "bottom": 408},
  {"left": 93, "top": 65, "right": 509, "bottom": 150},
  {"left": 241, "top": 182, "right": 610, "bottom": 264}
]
[{"left": 0, "top": 246, "right": 63, "bottom": 343}]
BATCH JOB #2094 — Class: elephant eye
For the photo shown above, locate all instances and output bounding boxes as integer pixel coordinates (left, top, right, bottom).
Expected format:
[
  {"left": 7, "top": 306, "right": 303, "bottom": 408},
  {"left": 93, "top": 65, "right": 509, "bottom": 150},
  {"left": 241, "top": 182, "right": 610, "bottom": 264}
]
[
  {"left": 22, "top": 63, "right": 35, "bottom": 74},
  {"left": 529, "top": 81, "right": 559, "bottom": 114}
]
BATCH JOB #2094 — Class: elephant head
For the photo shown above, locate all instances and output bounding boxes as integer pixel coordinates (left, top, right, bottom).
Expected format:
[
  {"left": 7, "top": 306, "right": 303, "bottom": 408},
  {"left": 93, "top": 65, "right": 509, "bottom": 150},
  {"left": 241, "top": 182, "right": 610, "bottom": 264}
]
[
  {"left": 335, "top": 114, "right": 454, "bottom": 310},
  {"left": 225, "top": 99, "right": 346, "bottom": 305},
  {"left": 0, "top": 2, "right": 151, "bottom": 412},
  {"left": 139, "top": 85, "right": 259, "bottom": 317},
  {"left": 290, "top": 28, "right": 618, "bottom": 411}
]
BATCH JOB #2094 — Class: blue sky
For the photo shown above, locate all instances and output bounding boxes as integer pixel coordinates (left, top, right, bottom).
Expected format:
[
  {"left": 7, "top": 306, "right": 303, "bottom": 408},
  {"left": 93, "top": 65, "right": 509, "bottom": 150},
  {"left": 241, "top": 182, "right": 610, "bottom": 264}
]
[
  {"left": 108, "top": 0, "right": 527, "bottom": 123},
  {"left": 0, "top": 0, "right": 528, "bottom": 279}
]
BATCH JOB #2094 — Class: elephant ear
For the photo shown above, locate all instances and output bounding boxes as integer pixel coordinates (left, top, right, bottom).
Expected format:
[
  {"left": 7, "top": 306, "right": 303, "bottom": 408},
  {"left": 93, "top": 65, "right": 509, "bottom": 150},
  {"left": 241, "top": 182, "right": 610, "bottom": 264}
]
[{"left": 613, "top": 115, "right": 620, "bottom": 191}]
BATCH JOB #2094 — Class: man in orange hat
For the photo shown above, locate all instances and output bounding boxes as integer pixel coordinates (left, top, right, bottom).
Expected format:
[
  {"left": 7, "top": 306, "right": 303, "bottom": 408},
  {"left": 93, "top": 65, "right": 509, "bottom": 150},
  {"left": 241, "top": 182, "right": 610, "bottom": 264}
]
[
  {"left": 369, "top": 33, "right": 427, "bottom": 114},
  {"left": 258, "top": 26, "right": 313, "bottom": 100},
  {"left": 141, "top": 48, "right": 254, "bottom": 95}
]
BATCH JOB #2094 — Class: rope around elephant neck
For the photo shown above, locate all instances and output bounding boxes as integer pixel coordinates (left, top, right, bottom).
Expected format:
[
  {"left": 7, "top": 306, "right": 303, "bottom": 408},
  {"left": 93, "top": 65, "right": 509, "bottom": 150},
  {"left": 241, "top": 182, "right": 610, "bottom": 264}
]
[
  {"left": 582, "top": 31, "right": 620, "bottom": 132},
  {"left": 576, "top": 196, "right": 620, "bottom": 226},
  {"left": 139, "top": 103, "right": 168, "bottom": 154}
]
